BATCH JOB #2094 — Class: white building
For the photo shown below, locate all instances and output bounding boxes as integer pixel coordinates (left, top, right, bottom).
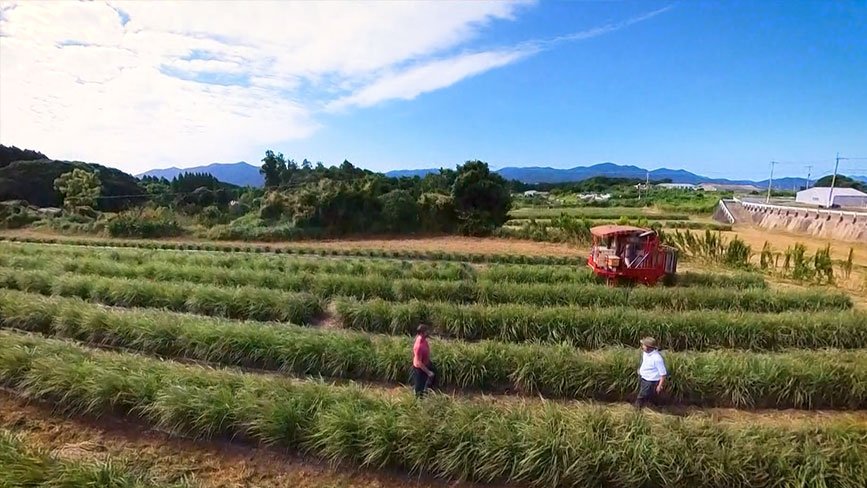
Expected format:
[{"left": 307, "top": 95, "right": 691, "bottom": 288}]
[
  {"left": 522, "top": 190, "right": 549, "bottom": 198},
  {"left": 656, "top": 183, "right": 696, "bottom": 190},
  {"left": 795, "top": 187, "right": 867, "bottom": 208}
]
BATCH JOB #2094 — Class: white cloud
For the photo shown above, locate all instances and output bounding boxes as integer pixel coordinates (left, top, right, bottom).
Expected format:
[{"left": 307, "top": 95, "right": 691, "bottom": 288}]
[
  {"left": 0, "top": 0, "right": 669, "bottom": 173},
  {"left": 328, "top": 49, "right": 534, "bottom": 111}
]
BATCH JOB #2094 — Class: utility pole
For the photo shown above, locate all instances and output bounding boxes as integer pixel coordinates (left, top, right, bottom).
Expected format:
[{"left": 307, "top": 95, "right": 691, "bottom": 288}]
[
  {"left": 828, "top": 153, "right": 842, "bottom": 208},
  {"left": 766, "top": 161, "right": 778, "bottom": 203},
  {"left": 805, "top": 165, "right": 812, "bottom": 189},
  {"left": 645, "top": 170, "right": 650, "bottom": 198}
]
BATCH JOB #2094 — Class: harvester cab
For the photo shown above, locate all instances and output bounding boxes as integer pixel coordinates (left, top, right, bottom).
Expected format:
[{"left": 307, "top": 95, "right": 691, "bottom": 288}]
[{"left": 587, "top": 225, "right": 677, "bottom": 285}]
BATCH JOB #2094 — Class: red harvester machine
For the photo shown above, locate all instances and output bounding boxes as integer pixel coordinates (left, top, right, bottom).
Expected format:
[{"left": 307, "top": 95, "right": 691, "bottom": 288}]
[{"left": 587, "top": 225, "right": 677, "bottom": 285}]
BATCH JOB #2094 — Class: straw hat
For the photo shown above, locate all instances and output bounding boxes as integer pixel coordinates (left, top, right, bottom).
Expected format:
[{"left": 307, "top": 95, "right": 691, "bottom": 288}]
[{"left": 640, "top": 337, "right": 658, "bottom": 349}]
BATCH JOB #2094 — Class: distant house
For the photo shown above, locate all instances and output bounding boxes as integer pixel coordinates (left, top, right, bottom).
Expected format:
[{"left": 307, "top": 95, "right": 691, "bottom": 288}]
[
  {"left": 795, "top": 187, "right": 867, "bottom": 208},
  {"left": 578, "top": 193, "right": 611, "bottom": 202},
  {"left": 522, "top": 190, "right": 549, "bottom": 197},
  {"left": 656, "top": 183, "right": 696, "bottom": 190},
  {"left": 697, "top": 183, "right": 718, "bottom": 192}
]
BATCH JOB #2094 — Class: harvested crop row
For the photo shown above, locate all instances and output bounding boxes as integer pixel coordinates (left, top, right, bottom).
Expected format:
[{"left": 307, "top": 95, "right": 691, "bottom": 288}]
[
  {"left": 0, "top": 269, "right": 321, "bottom": 323},
  {"left": 1, "top": 331, "right": 865, "bottom": 488},
  {"left": 2, "top": 291, "right": 865, "bottom": 409},
  {"left": 0, "top": 429, "right": 182, "bottom": 488},
  {"left": 1, "top": 243, "right": 765, "bottom": 288},
  {"left": 333, "top": 298, "right": 867, "bottom": 350},
  {"left": 0, "top": 263, "right": 839, "bottom": 311},
  {"left": 0, "top": 235, "right": 586, "bottom": 265}
]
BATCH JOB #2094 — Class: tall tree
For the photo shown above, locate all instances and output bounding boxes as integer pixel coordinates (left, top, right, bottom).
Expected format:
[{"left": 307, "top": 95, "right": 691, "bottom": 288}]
[
  {"left": 53, "top": 168, "right": 101, "bottom": 212},
  {"left": 451, "top": 160, "right": 511, "bottom": 236},
  {"left": 260, "top": 150, "right": 287, "bottom": 188}
]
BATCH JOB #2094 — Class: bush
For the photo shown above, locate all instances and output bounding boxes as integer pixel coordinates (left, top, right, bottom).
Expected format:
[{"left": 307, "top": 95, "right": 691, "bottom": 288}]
[
  {"left": 0, "top": 202, "right": 40, "bottom": 229},
  {"left": 106, "top": 208, "right": 183, "bottom": 238},
  {"left": 196, "top": 205, "right": 229, "bottom": 226}
]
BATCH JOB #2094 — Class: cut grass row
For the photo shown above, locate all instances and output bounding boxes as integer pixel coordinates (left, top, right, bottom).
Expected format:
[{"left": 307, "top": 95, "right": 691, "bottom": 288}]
[
  {"left": 0, "top": 429, "right": 187, "bottom": 488},
  {"left": 2, "top": 291, "right": 865, "bottom": 409},
  {"left": 0, "top": 269, "right": 321, "bottom": 323},
  {"left": 0, "top": 242, "right": 768, "bottom": 288},
  {"left": 0, "top": 235, "right": 587, "bottom": 265},
  {"left": 1, "top": 331, "right": 865, "bottom": 488},
  {"left": 333, "top": 298, "right": 867, "bottom": 350},
  {"left": 0, "top": 264, "right": 835, "bottom": 312}
]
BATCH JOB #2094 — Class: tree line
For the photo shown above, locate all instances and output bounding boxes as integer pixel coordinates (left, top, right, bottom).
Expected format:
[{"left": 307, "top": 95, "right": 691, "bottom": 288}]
[{"left": 256, "top": 151, "right": 511, "bottom": 236}]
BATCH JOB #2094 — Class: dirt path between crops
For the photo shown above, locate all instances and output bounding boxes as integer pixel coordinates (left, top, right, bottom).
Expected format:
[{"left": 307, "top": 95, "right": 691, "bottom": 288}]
[
  {"left": 0, "top": 392, "right": 501, "bottom": 488},
  {"left": 1, "top": 229, "right": 586, "bottom": 258}
]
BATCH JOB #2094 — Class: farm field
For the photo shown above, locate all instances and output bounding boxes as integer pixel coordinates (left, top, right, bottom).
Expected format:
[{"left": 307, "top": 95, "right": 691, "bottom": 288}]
[
  {"left": 508, "top": 206, "right": 690, "bottom": 220},
  {"left": 1, "top": 238, "right": 866, "bottom": 487},
  {"left": 0, "top": 229, "right": 587, "bottom": 259}
]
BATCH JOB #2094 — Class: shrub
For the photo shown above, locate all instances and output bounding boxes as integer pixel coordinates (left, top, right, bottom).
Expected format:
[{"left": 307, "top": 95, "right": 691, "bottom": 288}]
[{"left": 107, "top": 208, "right": 183, "bottom": 238}]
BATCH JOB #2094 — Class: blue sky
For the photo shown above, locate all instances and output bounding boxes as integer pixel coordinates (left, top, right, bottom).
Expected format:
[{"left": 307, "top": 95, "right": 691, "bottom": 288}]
[{"left": 1, "top": 1, "right": 865, "bottom": 180}]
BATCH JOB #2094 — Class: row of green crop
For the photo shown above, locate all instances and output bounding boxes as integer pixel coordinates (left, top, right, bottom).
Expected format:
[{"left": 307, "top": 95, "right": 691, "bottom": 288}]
[
  {"left": 0, "top": 262, "right": 834, "bottom": 311},
  {"left": 0, "top": 269, "right": 321, "bottom": 323},
  {"left": 0, "top": 242, "right": 476, "bottom": 281},
  {"left": 0, "top": 242, "right": 768, "bottom": 288},
  {"left": 2, "top": 291, "right": 865, "bottom": 409},
  {"left": 0, "top": 235, "right": 587, "bottom": 265},
  {"left": 2, "top": 332, "right": 866, "bottom": 488},
  {"left": 0, "top": 429, "right": 184, "bottom": 488},
  {"left": 8, "top": 330, "right": 867, "bottom": 486},
  {"left": 333, "top": 298, "right": 867, "bottom": 350}
]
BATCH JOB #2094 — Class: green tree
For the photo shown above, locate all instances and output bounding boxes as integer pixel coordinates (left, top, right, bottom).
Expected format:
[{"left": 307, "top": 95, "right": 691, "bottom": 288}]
[
  {"left": 260, "top": 150, "right": 287, "bottom": 188},
  {"left": 53, "top": 168, "right": 101, "bottom": 212},
  {"left": 379, "top": 189, "right": 419, "bottom": 232},
  {"left": 451, "top": 160, "right": 511, "bottom": 236},
  {"left": 142, "top": 179, "right": 172, "bottom": 207},
  {"left": 812, "top": 174, "right": 865, "bottom": 192}
]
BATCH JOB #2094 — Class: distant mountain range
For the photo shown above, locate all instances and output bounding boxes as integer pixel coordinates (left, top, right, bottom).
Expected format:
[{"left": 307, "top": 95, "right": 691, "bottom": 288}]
[
  {"left": 138, "top": 161, "right": 866, "bottom": 190},
  {"left": 138, "top": 162, "right": 262, "bottom": 187}
]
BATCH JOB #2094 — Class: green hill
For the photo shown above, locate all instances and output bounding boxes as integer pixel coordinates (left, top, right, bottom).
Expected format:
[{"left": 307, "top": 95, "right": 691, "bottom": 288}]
[{"left": 0, "top": 159, "right": 145, "bottom": 211}]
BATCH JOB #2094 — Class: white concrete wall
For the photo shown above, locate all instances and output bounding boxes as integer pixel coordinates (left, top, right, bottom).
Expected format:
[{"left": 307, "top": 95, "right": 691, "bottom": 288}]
[
  {"left": 834, "top": 196, "right": 867, "bottom": 208},
  {"left": 795, "top": 189, "right": 830, "bottom": 207}
]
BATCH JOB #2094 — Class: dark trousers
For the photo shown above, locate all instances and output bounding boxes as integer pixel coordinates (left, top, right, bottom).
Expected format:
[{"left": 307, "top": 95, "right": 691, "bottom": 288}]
[
  {"left": 413, "top": 363, "right": 437, "bottom": 397},
  {"left": 635, "top": 378, "right": 660, "bottom": 408}
]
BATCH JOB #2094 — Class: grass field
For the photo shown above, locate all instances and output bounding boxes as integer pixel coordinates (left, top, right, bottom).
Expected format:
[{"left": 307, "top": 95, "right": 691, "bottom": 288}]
[
  {"left": 1, "top": 237, "right": 865, "bottom": 487},
  {"left": 508, "top": 206, "right": 691, "bottom": 220}
]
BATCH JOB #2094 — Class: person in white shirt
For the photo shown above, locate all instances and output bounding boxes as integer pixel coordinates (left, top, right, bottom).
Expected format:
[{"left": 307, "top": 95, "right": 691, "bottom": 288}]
[{"left": 636, "top": 337, "right": 667, "bottom": 408}]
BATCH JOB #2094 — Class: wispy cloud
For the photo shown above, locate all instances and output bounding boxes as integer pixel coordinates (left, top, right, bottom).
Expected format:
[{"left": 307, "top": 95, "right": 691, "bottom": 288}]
[
  {"left": 0, "top": 1, "right": 671, "bottom": 172},
  {"left": 330, "top": 5, "right": 674, "bottom": 111}
]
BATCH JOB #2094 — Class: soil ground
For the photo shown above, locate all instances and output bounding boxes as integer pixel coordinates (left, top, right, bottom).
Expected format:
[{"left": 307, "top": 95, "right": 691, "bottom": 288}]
[{"left": 0, "top": 392, "right": 497, "bottom": 488}]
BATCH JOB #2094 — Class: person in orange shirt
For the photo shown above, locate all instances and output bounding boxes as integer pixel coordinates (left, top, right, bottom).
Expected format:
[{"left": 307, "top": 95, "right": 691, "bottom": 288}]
[{"left": 412, "top": 324, "right": 437, "bottom": 397}]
